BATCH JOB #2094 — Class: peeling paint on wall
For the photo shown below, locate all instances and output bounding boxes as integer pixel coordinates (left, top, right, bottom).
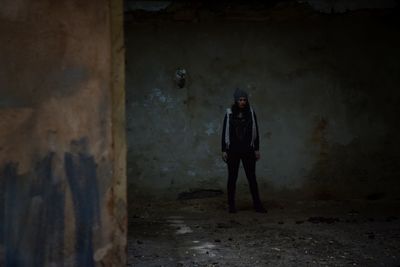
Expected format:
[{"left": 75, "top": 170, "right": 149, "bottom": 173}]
[{"left": 205, "top": 122, "right": 216, "bottom": 136}]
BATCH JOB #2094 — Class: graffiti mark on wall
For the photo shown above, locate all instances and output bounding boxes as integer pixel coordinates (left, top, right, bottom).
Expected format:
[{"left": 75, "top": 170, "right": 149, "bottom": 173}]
[
  {"left": 0, "top": 137, "right": 101, "bottom": 267},
  {"left": 65, "top": 138, "right": 100, "bottom": 267}
]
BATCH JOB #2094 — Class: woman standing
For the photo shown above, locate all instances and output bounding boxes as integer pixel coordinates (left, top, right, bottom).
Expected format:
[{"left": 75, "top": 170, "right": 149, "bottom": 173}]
[{"left": 221, "top": 89, "right": 266, "bottom": 213}]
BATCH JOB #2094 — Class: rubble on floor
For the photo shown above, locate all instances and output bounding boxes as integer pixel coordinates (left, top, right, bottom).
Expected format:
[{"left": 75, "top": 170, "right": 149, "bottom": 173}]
[{"left": 128, "top": 197, "right": 400, "bottom": 266}]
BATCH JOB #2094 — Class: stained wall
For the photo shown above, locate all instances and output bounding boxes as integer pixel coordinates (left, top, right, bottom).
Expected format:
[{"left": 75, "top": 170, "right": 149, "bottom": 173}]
[{"left": 126, "top": 3, "right": 400, "bottom": 201}]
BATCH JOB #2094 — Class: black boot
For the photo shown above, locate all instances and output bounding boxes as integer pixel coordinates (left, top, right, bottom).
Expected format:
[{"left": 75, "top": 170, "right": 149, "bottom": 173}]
[
  {"left": 227, "top": 184, "right": 237, "bottom": 213},
  {"left": 228, "top": 206, "right": 237, "bottom": 213},
  {"left": 254, "top": 203, "right": 267, "bottom": 213}
]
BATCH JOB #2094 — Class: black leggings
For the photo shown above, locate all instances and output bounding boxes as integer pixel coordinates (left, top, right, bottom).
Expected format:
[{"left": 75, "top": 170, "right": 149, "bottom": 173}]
[{"left": 227, "top": 151, "right": 262, "bottom": 209}]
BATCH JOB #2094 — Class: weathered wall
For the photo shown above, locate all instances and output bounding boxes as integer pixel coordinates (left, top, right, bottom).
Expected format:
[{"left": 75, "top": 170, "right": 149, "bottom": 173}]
[
  {"left": 126, "top": 4, "right": 400, "bottom": 201},
  {"left": 0, "top": 0, "right": 126, "bottom": 266}
]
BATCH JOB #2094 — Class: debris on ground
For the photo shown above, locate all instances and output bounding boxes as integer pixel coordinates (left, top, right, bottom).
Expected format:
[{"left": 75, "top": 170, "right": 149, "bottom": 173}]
[
  {"left": 307, "top": 216, "right": 340, "bottom": 224},
  {"left": 177, "top": 189, "right": 224, "bottom": 200}
]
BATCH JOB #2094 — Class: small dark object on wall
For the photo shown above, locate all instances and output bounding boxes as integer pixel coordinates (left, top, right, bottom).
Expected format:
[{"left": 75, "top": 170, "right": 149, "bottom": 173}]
[{"left": 175, "top": 68, "right": 187, "bottom": 88}]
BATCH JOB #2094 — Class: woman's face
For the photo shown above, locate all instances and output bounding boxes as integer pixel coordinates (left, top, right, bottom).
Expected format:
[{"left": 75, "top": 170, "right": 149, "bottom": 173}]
[{"left": 237, "top": 97, "right": 247, "bottom": 109}]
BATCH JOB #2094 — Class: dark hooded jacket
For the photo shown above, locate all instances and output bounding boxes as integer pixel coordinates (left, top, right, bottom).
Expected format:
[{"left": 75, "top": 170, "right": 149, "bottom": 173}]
[{"left": 221, "top": 104, "right": 259, "bottom": 153}]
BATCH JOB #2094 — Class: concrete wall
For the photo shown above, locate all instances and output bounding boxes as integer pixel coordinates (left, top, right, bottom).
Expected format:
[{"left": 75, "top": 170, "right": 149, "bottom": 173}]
[
  {"left": 126, "top": 4, "right": 400, "bottom": 201},
  {"left": 0, "top": 0, "right": 126, "bottom": 266}
]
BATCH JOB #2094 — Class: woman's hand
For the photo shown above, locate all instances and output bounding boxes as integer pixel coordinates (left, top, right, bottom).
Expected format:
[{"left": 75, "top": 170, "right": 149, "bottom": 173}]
[
  {"left": 222, "top": 152, "right": 228, "bottom": 162},
  {"left": 255, "top": 151, "right": 260, "bottom": 161}
]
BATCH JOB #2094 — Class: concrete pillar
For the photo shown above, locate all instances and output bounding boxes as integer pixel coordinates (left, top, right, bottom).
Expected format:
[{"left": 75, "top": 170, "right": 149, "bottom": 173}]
[{"left": 0, "top": 0, "right": 126, "bottom": 266}]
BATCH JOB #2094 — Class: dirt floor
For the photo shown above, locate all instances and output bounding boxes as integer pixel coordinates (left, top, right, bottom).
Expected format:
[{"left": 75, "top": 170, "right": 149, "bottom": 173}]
[{"left": 128, "top": 197, "right": 400, "bottom": 267}]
